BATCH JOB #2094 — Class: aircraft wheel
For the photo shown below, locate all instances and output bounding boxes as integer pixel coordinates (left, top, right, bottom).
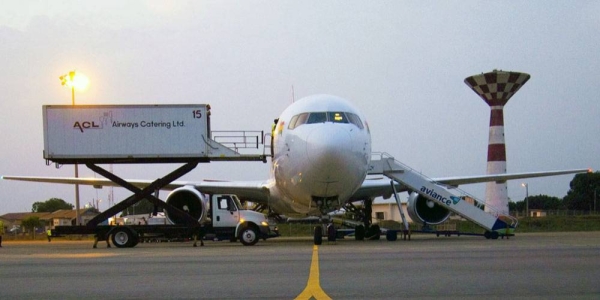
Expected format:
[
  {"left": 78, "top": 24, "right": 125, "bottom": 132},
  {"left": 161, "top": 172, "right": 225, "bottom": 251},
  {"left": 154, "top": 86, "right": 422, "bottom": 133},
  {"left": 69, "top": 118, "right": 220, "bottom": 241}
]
[
  {"left": 484, "top": 231, "right": 491, "bottom": 239},
  {"left": 112, "top": 227, "right": 136, "bottom": 248},
  {"left": 327, "top": 224, "right": 336, "bottom": 242},
  {"left": 367, "top": 225, "right": 381, "bottom": 240},
  {"left": 386, "top": 230, "right": 397, "bottom": 241},
  {"left": 355, "top": 225, "right": 365, "bottom": 241},
  {"left": 314, "top": 226, "right": 323, "bottom": 245},
  {"left": 239, "top": 226, "right": 259, "bottom": 246},
  {"left": 491, "top": 231, "right": 499, "bottom": 240}
]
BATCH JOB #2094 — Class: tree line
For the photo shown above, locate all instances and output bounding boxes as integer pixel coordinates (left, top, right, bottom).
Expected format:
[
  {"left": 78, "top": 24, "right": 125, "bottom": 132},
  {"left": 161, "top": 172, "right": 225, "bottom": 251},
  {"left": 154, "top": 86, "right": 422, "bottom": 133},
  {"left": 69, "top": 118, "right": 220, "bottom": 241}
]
[{"left": 509, "top": 172, "right": 600, "bottom": 212}]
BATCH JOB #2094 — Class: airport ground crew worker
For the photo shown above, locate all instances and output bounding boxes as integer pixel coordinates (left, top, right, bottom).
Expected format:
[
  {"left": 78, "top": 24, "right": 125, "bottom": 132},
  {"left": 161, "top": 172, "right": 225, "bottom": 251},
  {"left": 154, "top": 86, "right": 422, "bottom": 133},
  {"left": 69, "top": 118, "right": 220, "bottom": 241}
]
[
  {"left": 47, "top": 228, "right": 52, "bottom": 242},
  {"left": 0, "top": 220, "right": 4, "bottom": 247},
  {"left": 270, "top": 119, "right": 278, "bottom": 157}
]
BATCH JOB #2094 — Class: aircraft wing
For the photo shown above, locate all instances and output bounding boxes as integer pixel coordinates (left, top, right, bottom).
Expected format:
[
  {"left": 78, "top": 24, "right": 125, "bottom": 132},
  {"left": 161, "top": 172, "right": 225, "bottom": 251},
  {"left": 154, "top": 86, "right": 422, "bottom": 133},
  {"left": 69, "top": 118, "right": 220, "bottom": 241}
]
[
  {"left": 2, "top": 176, "right": 156, "bottom": 189},
  {"left": 432, "top": 169, "right": 590, "bottom": 187},
  {"left": 350, "top": 168, "right": 589, "bottom": 200},
  {"left": 2, "top": 168, "right": 588, "bottom": 205},
  {"left": 1, "top": 175, "right": 272, "bottom": 205},
  {"left": 349, "top": 176, "right": 403, "bottom": 201}
]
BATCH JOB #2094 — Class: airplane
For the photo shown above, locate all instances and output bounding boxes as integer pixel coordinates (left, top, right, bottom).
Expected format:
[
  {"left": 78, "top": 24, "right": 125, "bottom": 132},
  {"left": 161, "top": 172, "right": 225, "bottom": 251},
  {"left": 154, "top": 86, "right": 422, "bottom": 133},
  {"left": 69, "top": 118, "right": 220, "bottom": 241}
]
[{"left": 2, "top": 94, "right": 589, "bottom": 243}]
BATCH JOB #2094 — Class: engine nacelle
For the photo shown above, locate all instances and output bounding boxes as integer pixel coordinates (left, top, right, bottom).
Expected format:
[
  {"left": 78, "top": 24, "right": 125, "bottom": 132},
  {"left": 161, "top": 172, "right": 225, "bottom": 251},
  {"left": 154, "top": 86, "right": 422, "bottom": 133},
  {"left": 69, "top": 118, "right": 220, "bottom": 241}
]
[
  {"left": 407, "top": 192, "right": 451, "bottom": 225},
  {"left": 164, "top": 186, "right": 208, "bottom": 225}
]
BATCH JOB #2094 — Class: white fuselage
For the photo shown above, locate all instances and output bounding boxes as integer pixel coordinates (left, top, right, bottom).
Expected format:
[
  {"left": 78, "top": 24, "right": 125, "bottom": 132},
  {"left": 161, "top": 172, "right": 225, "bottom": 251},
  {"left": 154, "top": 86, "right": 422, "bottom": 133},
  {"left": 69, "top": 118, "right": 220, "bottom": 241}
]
[{"left": 268, "top": 95, "right": 372, "bottom": 216}]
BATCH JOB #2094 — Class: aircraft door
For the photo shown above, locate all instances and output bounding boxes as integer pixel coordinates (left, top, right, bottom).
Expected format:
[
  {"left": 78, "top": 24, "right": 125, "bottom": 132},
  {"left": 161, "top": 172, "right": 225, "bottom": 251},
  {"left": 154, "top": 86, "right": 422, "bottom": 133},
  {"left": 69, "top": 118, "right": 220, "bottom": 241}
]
[{"left": 212, "top": 195, "right": 240, "bottom": 227}]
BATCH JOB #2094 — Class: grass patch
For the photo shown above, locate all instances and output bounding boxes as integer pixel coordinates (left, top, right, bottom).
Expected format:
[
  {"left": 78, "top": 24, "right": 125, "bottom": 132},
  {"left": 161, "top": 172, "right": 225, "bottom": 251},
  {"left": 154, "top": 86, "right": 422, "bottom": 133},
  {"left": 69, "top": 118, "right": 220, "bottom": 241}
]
[{"left": 276, "top": 216, "right": 600, "bottom": 237}]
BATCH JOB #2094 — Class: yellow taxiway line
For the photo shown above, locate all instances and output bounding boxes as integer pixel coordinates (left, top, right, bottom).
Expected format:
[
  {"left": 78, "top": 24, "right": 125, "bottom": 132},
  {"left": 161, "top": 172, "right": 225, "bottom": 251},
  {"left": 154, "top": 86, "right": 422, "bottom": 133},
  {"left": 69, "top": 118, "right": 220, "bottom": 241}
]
[{"left": 295, "top": 245, "right": 332, "bottom": 300}]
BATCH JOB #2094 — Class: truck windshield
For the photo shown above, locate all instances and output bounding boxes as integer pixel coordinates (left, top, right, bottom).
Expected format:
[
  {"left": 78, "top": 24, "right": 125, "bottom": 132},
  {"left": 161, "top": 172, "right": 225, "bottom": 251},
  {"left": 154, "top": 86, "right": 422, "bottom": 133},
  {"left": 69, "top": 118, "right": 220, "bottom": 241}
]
[{"left": 231, "top": 195, "right": 243, "bottom": 210}]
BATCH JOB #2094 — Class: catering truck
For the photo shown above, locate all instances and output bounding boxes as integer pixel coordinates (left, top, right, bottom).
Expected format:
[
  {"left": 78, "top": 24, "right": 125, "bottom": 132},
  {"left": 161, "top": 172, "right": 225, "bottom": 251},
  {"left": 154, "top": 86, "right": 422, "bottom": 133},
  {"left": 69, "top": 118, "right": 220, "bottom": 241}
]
[
  {"left": 42, "top": 104, "right": 274, "bottom": 248},
  {"left": 54, "top": 193, "right": 273, "bottom": 248}
]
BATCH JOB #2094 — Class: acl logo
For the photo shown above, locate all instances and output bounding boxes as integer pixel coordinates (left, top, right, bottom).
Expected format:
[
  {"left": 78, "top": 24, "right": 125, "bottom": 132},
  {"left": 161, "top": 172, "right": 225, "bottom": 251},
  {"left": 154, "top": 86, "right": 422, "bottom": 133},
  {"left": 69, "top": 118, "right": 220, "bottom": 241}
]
[{"left": 73, "top": 121, "right": 102, "bottom": 132}]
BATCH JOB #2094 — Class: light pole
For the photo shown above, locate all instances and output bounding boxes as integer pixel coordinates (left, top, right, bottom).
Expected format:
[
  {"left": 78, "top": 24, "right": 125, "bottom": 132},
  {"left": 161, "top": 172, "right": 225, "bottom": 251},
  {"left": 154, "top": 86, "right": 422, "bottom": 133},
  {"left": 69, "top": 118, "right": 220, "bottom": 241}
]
[
  {"left": 59, "top": 70, "right": 89, "bottom": 225},
  {"left": 521, "top": 183, "right": 529, "bottom": 217}
]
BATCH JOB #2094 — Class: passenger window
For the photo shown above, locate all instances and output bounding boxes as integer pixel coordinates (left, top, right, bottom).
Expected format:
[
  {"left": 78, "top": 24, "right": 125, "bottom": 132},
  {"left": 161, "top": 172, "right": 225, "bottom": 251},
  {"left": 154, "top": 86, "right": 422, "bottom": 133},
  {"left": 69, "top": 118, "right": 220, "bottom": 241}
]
[
  {"left": 307, "top": 112, "right": 327, "bottom": 124},
  {"left": 218, "top": 197, "right": 229, "bottom": 210},
  {"left": 227, "top": 198, "right": 237, "bottom": 211}
]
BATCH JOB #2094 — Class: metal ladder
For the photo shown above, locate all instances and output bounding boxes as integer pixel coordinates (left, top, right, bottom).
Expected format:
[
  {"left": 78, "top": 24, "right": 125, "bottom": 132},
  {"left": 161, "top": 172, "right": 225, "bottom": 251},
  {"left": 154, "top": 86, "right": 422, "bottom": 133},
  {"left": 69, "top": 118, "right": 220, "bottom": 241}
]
[{"left": 369, "top": 153, "right": 518, "bottom": 236}]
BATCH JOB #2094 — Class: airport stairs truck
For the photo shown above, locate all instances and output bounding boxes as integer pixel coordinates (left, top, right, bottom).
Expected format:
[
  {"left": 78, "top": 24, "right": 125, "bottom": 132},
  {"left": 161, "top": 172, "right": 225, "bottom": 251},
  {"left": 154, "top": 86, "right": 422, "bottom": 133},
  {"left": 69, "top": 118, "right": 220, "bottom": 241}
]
[
  {"left": 42, "top": 104, "right": 275, "bottom": 248},
  {"left": 369, "top": 153, "right": 518, "bottom": 240}
]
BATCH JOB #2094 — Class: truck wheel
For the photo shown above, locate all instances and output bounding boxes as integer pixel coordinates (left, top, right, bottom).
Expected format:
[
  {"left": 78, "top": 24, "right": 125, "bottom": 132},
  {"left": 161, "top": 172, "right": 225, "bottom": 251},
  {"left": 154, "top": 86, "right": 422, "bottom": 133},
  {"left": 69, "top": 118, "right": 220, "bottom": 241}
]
[
  {"left": 239, "top": 226, "right": 259, "bottom": 246},
  {"left": 355, "top": 225, "right": 365, "bottom": 241},
  {"left": 314, "top": 226, "right": 323, "bottom": 245},
  {"left": 130, "top": 234, "right": 140, "bottom": 247},
  {"left": 112, "top": 227, "right": 136, "bottom": 248}
]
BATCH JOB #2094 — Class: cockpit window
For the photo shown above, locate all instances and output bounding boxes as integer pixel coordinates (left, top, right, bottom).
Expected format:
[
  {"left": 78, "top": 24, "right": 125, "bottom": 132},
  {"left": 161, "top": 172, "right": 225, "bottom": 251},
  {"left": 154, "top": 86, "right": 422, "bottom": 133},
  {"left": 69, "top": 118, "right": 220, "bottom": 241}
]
[
  {"left": 288, "top": 111, "right": 364, "bottom": 130},
  {"left": 307, "top": 112, "right": 327, "bottom": 124},
  {"left": 328, "top": 112, "right": 349, "bottom": 123},
  {"left": 346, "top": 113, "right": 364, "bottom": 129},
  {"left": 288, "top": 115, "right": 299, "bottom": 130},
  {"left": 288, "top": 113, "right": 309, "bottom": 129}
]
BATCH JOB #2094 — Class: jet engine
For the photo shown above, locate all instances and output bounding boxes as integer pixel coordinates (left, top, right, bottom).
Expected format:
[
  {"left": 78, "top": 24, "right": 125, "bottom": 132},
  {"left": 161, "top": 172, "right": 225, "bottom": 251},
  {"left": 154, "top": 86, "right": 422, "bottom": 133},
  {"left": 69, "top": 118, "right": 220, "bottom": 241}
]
[
  {"left": 164, "top": 186, "right": 208, "bottom": 225},
  {"left": 406, "top": 192, "right": 451, "bottom": 225}
]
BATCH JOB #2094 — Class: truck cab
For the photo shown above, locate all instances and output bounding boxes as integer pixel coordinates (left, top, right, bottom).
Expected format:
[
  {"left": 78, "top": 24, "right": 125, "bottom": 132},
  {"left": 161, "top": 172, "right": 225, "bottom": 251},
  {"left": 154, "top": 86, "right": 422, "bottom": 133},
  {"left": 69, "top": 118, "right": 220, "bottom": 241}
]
[{"left": 209, "top": 194, "right": 271, "bottom": 246}]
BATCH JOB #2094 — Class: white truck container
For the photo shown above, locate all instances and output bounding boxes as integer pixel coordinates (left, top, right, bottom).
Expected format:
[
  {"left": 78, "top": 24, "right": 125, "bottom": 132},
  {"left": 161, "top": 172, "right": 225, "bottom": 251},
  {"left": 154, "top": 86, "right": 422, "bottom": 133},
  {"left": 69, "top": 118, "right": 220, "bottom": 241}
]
[{"left": 43, "top": 104, "right": 211, "bottom": 162}]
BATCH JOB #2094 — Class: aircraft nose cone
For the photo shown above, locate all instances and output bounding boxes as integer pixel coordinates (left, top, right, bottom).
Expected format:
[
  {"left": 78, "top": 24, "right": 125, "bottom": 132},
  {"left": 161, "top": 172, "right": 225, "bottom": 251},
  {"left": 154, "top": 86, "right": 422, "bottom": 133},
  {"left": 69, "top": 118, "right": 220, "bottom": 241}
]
[{"left": 306, "top": 126, "right": 352, "bottom": 170}]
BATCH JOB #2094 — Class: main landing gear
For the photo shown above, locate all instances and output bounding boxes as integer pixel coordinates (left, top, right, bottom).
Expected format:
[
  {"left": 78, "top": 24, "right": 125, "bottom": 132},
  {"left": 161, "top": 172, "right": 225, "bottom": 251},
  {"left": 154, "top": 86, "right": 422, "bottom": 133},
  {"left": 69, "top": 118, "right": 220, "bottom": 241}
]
[
  {"left": 312, "top": 222, "right": 381, "bottom": 245},
  {"left": 313, "top": 223, "right": 337, "bottom": 245},
  {"left": 312, "top": 199, "right": 383, "bottom": 245}
]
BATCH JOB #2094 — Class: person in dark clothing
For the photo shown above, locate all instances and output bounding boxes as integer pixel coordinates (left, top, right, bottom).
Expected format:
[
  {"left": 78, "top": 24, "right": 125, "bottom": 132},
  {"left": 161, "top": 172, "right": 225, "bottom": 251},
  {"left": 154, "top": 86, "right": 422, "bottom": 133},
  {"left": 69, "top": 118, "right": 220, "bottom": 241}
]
[{"left": 0, "top": 220, "right": 4, "bottom": 247}]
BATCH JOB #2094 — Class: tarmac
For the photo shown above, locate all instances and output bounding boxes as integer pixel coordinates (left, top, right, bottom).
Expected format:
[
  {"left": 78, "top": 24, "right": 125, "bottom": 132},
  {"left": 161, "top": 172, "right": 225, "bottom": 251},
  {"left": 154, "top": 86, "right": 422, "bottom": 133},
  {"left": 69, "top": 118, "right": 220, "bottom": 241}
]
[{"left": 1, "top": 232, "right": 600, "bottom": 299}]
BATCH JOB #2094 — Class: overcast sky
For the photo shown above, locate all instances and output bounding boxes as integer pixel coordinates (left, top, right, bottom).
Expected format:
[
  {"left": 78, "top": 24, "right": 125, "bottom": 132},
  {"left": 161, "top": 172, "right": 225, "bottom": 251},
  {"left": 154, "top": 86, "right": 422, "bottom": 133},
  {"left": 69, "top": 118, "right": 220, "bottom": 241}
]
[{"left": 1, "top": 1, "right": 599, "bottom": 215}]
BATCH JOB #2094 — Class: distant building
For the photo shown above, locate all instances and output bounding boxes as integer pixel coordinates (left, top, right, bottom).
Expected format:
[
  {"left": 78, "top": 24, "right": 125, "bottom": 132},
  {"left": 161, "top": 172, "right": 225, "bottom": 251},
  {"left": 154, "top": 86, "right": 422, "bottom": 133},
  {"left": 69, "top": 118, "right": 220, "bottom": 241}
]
[
  {"left": 371, "top": 199, "right": 413, "bottom": 223},
  {"left": 529, "top": 209, "right": 547, "bottom": 218},
  {"left": 0, "top": 208, "right": 99, "bottom": 231},
  {"left": 0, "top": 212, "right": 49, "bottom": 233},
  {"left": 44, "top": 209, "right": 100, "bottom": 227}
]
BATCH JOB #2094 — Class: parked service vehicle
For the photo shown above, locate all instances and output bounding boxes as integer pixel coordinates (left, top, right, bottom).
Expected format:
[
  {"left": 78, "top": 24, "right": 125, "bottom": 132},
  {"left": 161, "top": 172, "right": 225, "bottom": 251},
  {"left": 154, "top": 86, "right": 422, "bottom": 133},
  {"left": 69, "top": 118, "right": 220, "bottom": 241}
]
[{"left": 52, "top": 194, "right": 275, "bottom": 248}]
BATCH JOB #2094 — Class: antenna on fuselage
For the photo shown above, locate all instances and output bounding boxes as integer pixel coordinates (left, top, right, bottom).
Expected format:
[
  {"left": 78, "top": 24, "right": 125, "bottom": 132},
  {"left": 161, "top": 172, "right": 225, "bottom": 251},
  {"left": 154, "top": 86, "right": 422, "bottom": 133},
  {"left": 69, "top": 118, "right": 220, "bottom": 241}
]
[{"left": 291, "top": 85, "right": 295, "bottom": 103}]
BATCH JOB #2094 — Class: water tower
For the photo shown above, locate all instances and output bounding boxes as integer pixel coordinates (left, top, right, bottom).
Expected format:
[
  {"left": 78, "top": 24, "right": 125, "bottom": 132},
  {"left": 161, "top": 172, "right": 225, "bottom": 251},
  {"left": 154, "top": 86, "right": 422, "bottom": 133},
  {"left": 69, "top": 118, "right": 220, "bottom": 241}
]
[{"left": 464, "top": 70, "right": 530, "bottom": 216}]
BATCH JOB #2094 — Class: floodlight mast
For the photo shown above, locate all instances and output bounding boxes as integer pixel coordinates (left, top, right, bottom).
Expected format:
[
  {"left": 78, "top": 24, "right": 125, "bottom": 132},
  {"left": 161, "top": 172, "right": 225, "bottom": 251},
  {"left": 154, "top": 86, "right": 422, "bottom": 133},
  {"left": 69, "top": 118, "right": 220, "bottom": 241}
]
[{"left": 59, "top": 70, "right": 89, "bottom": 225}]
